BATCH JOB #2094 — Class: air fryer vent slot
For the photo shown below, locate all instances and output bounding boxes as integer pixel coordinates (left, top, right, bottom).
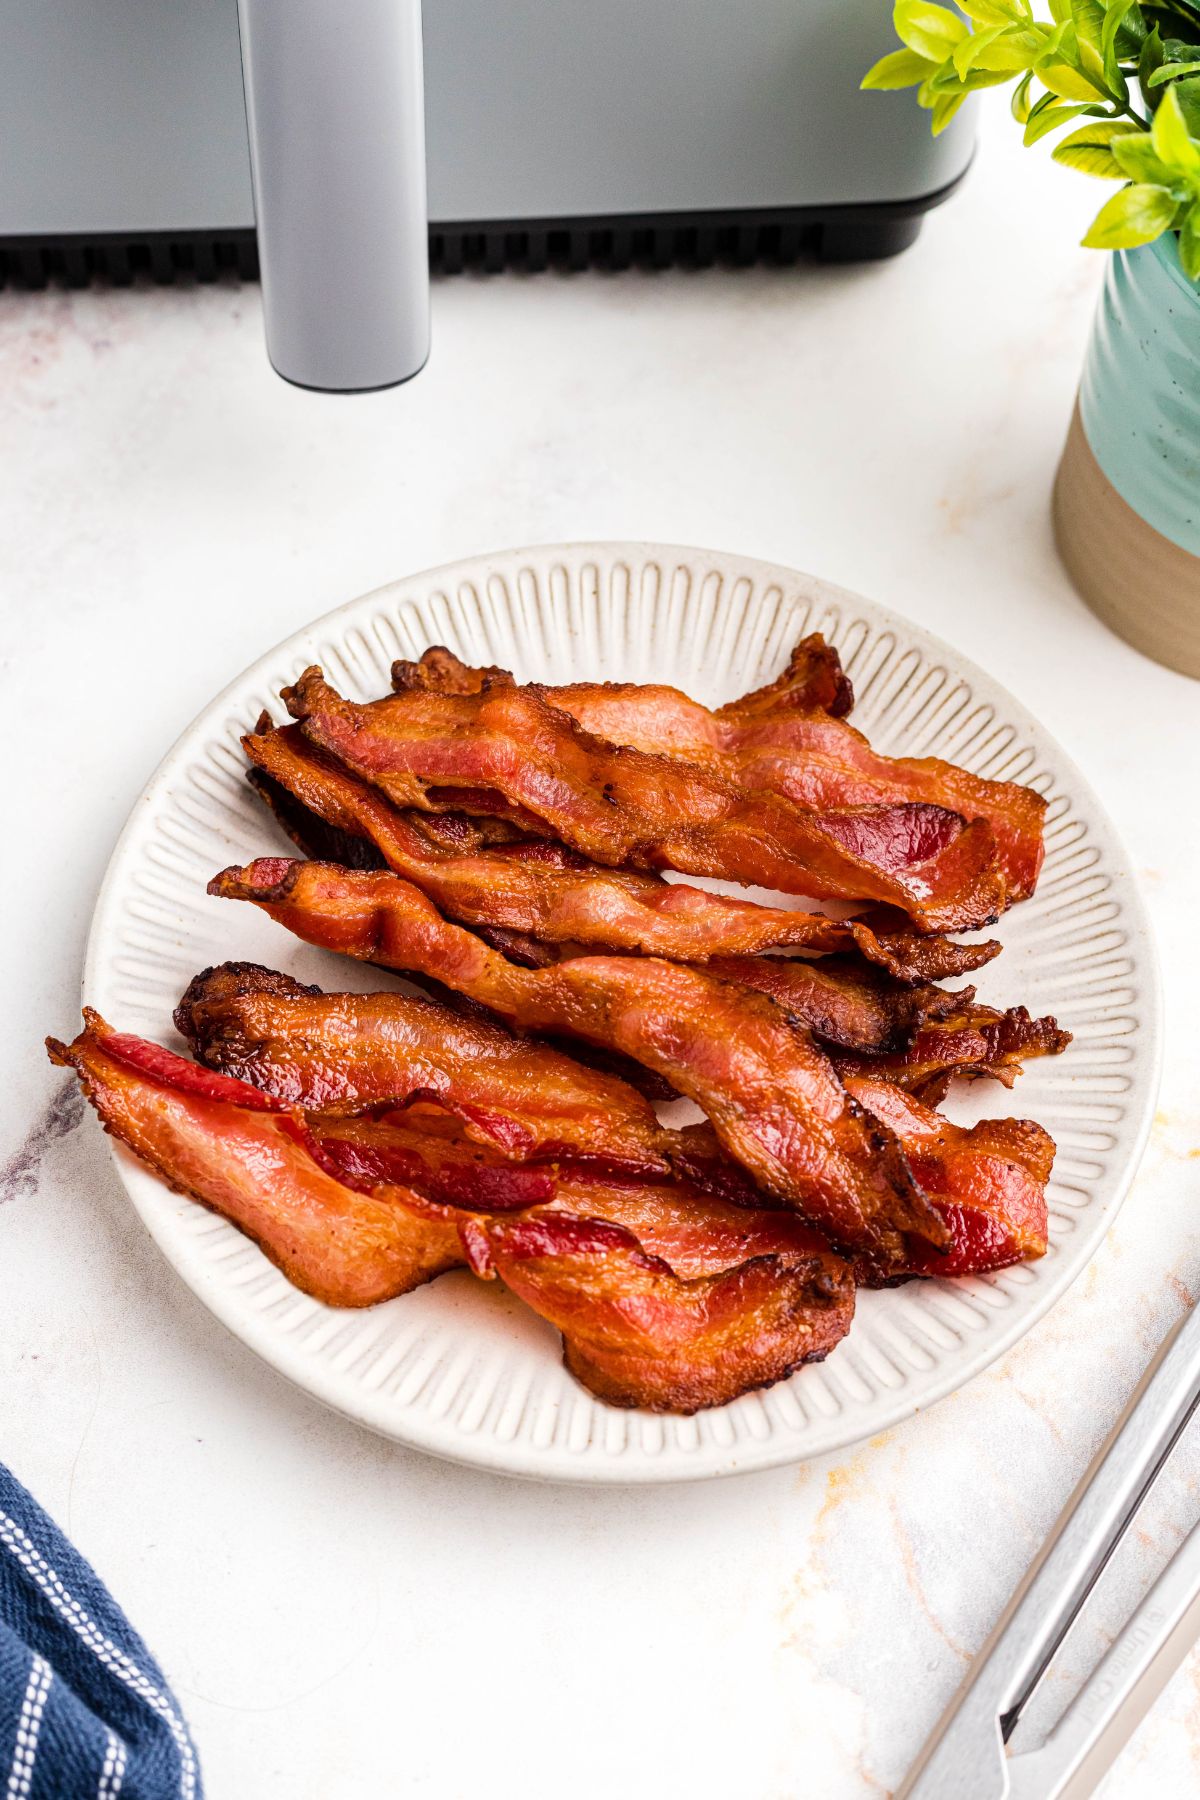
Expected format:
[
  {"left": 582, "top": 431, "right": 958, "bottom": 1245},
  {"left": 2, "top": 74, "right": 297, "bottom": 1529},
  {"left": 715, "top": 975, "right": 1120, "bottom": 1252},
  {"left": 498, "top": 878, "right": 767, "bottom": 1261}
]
[
  {"left": 0, "top": 231, "right": 260, "bottom": 288},
  {"left": 0, "top": 185, "right": 964, "bottom": 291}
]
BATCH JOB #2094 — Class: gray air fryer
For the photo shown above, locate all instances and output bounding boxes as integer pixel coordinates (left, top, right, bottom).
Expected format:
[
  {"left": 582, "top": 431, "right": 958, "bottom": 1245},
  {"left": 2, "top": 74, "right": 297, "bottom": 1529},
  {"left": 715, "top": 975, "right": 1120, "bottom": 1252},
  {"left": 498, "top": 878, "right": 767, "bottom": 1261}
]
[{"left": 0, "top": 0, "right": 972, "bottom": 393}]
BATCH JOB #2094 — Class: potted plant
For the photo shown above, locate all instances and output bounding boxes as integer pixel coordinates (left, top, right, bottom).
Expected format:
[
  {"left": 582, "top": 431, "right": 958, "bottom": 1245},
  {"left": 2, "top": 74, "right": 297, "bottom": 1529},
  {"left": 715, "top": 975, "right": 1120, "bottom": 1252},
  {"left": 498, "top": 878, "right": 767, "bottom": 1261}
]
[{"left": 864, "top": 1, "right": 1200, "bottom": 679}]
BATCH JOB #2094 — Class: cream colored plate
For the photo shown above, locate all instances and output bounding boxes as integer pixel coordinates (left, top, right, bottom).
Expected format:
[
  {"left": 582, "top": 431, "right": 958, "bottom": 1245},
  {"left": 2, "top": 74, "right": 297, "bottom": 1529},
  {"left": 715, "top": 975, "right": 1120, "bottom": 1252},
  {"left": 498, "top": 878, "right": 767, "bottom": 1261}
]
[{"left": 82, "top": 544, "right": 1161, "bottom": 1483}]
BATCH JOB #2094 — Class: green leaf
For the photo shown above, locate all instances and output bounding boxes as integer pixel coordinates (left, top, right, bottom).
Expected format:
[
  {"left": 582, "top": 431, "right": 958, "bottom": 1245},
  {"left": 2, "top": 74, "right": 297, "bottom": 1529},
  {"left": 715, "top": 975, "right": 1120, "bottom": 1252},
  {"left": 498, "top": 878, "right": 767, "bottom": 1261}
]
[
  {"left": 1037, "top": 25, "right": 1112, "bottom": 95},
  {"left": 1102, "top": 0, "right": 1144, "bottom": 78},
  {"left": 1081, "top": 180, "right": 1181, "bottom": 244},
  {"left": 925, "top": 57, "right": 965, "bottom": 91},
  {"left": 1111, "top": 128, "right": 1183, "bottom": 179},
  {"left": 1037, "top": 18, "right": 1070, "bottom": 58},
  {"left": 1024, "top": 99, "right": 1100, "bottom": 142},
  {"left": 1052, "top": 118, "right": 1139, "bottom": 171},
  {"left": 969, "top": 23, "right": 1048, "bottom": 67},
  {"left": 954, "top": 21, "right": 1044, "bottom": 75},
  {"left": 1153, "top": 36, "right": 1200, "bottom": 61},
  {"left": 862, "top": 47, "right": 940, "bottom": 89},
  {"left": 1055, "top": 117, "right": 1141, "bottom": 143},
  {"left": 1178, "top": 199, "right": 1200, "bottom": 277},
  {"left": 958, "top": 0, "right": 1030, "bottom": 20},
  {"left": 961, "top": 65, "right": 1024, "bottom": 88},
  {"left": 1039, "top": 59, "right": 1111, "bottom": 95},
  {"left": 1151, "top": 79, "right": 1200, "bottom": 162},
  {"left": 931, "top": 87, "right": 970, "bottom": 132},
  {"left": 1173, "top": 75, "right": 1200, "bottom": 135},
  {"left": 1139, "top": 24, "right": 1166, "bottom": 93},
  {"left": 1049, "top": 0, "right": 1072, "bottom": 19},
  {"left": 893, "top": 1, "right": 968, "bottom": 61},
  {"left": 1148, "top": 56, "right": 1200, "bottom": 80},
  {"left": 1011, "top": 67, "right": 1036, "bottom": 118},
  {"left": 959, "top": 64, "right": 1023, "bottom": 88},
  {"left": 1070, "top": 0, "right": 1105, "bottom": 49},
  {"left": 953, "top": 21, "right": 1009, "bottom": 73}
]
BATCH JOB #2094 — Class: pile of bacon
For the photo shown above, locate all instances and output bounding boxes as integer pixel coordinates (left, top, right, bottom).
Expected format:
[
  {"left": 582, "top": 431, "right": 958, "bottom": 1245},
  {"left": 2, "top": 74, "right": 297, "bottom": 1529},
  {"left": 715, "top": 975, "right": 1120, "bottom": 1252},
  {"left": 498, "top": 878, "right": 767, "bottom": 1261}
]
[{"left": 48, "top": 634, "right": 1070, "bottom": 1414}]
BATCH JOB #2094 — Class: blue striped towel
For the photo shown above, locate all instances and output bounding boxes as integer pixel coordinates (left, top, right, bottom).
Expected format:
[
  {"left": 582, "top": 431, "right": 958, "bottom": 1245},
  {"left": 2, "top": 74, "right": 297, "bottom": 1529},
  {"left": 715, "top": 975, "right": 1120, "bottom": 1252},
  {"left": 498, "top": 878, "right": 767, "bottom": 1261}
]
[{"left": 0, "top": 1463, "right": 202, "bottom": 1800}]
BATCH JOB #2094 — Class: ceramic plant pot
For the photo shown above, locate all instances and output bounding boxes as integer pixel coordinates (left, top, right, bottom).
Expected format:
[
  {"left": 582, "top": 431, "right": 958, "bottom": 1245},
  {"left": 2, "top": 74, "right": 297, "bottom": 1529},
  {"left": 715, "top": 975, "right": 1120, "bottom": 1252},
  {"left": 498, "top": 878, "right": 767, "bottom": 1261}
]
[{"left": 1054, "top": 232, "right": 1200, "bottom": 678}]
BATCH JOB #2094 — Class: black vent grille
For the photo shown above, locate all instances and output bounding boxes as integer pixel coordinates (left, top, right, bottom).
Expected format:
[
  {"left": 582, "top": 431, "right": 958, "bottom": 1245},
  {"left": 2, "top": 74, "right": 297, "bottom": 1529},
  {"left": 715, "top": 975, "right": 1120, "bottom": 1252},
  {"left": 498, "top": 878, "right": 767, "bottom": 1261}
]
[
  {"left": 431, "top": 216, "right": 827, "bottom": 275},
  {"left": 0, "top": 230, "right": 260, "bottom": 288},
  {"left": 0, "top": 186, "right": 963, "bottom": 290}
]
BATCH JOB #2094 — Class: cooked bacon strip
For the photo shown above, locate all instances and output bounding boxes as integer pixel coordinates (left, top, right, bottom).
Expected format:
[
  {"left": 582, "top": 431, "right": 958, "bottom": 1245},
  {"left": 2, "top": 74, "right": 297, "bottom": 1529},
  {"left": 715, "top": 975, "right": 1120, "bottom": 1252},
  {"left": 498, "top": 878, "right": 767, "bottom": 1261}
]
[
  {"left": 461, "top": 1211, "right": 854, "bottom": 1412},
  {"left": 245, "top": 722, "right": 888, "bottom": 959},
  {"left": 309, "top": 1107, "right": 556, "bottom": 1211},
  {"left": 834, "top": 1007, "right": 1072, "bottom": 1105},
  {"left": 179, "top": 951, "right": 1055, "bottom": 1278},
  {"left": 249, "top": 720, "right": 997, "bottom": 979},
  {"left": 846, "top": 1077, "right": 1052, "bottom": 1281},
  {"left": 393, "top": 633, "right": 855, "bottom": 720},
  {"left": 704, "top": 954, "right": 969, "bottom": 1053},
  {"left": 46, "top": 1014, "right": 466, "bottom": 1305},
  {"left": 175, "top": 961, "right": 675, "bottom": 1177},
  {"left": 557, "top": 690, "right": 1043, "bottom": 900},
  {"left": 710, "top": 955, "right": 1070, "bottom": 1095},
  {"left": 396, "top": 644, "right": 1044, "bottom": 900},
  {"left": 845, "top": 910, "right": 1001, "bottom": 985},
  {"left": 715, "top": 634, "right": 854, "bottom": 721},
  {"left": 50, "top": 1016, "right": 855, "bottom": 1412},
  {"left": 284, "top": 668, "right": 1006, "bottom": 931},
  {"left": 175, "top": 964, "right": 756, "bottom": 1210},
  {"left": 404, "top": 811, "right": 532, "bottom": 852},
  {"left": 548, "top": 1171, "right": 840, "bottom": 1276},
  {"left": 313, "top": 1105, "right": 845, "bottom": 1278},
  {"left": 210, "top": 859, "right": 948, "bottom": 1263},
  {"left": 391, "top": 645, "right": 506, "bottom": 698}
]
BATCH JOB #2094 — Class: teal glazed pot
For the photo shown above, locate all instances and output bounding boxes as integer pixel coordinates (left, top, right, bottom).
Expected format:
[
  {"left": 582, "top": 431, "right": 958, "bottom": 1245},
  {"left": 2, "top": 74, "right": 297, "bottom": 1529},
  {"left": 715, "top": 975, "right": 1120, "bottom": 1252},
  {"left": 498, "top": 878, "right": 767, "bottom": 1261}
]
[{"left": 1053, "top": 231, "right": 1200, "bottom": 678}]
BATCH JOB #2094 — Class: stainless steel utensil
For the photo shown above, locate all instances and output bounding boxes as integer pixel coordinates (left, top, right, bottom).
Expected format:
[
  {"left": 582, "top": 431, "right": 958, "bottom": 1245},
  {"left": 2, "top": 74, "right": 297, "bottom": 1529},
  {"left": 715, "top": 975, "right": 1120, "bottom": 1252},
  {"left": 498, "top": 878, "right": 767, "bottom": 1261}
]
[{"left": 900, "top": 1298, "right": 1200, "bottom": 1799}]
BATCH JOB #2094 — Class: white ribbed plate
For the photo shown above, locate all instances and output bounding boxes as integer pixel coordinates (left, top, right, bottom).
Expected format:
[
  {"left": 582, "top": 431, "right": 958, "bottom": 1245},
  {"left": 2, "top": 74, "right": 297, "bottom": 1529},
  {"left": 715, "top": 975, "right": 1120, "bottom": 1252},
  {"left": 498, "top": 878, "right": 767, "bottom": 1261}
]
[{"left": 83, "top": 544, "right": 1161, "bottom": 1483}]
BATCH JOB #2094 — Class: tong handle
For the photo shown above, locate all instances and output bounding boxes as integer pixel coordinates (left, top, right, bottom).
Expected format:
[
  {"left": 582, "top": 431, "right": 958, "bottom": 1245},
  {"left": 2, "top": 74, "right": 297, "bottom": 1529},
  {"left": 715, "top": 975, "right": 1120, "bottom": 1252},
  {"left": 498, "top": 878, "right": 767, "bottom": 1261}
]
[
  {"left": 899, "top": 1298, "right": 1200, "bottom": 1800},
  {"left": 1006, "top": 1510, "right": 1200, "bottom": 1799}
]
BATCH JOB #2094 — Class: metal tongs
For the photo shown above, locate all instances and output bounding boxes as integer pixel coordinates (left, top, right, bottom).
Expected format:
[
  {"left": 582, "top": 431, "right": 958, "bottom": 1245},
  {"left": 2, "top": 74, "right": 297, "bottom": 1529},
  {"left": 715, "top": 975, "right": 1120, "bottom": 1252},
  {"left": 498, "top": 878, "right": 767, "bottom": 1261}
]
[{"left": 899, "top": 1297, "right": 1200, "bottom": 1798}]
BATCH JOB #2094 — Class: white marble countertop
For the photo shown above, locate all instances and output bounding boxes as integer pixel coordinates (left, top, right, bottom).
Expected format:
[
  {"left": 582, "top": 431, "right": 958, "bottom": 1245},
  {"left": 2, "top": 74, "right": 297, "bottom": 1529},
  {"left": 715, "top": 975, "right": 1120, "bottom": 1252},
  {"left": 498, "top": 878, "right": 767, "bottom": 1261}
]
[{"left": 3, "top": 95, "right": 1200, "bottom": 1798}]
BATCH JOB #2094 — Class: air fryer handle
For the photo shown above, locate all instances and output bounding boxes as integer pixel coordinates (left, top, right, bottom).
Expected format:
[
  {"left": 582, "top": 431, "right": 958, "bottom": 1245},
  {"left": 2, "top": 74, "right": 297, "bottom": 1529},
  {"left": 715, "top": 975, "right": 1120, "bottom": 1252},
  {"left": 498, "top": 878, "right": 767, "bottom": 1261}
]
[{"left": 235, "top": 0, "right": 430, "bottom": 392}]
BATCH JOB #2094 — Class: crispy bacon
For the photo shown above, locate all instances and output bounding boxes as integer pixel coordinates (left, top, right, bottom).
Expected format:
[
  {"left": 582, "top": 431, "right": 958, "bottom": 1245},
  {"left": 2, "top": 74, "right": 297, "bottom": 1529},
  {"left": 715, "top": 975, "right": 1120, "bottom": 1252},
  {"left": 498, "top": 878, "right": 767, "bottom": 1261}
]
[
  {"left": 309, "top": 1107, "right": 556, "bottom": 1211},
  {"left": 846, "top": 1076, "right": 1052, "bottom": 1281},
  {"left": 49, "top": 1016, "right": 856, "bottom": 1412},
  {"left": 175, "top": 961, "right": 675, "bottom": 1177},
  {"left": 312, "top": 1106, "right": 846, "bottom": 1284},
  {"left": 710, "top": 955, "right": 1070, "bottom": 1094},
  {"left": 395, "top": 643, "right": 1045, "bottom": 901},
  {"left": 462, "top": 1211, "right": 854, "bottom": 1413},
  {"left": 704, "top": 954, "right": 969, "bottom": 1053},
  {"left": 246, "top": 722, "right": 925, "bottom": 961},
  {"left": 46, "top": 1013, "right": 466, "bottom": 1305},
  {"left": 393, "top": 633, "right": 856, "bottom": 720},
  {"left": 715, "top": 634, "right": 855, "bottom": 721},
  {"left": 834, "top": 1006, "right": 1072, "bottom": 1105},
  {"left": 210, "top": 859, "right": 949, "bottom": 1263},
  {"left": 250, "top": 721, "right": 998, "bottom": 981},
  {"left": 283, "top": 667, "right": 1006, "bottom": 931},
  {"left": 844, "top": 909, "right": 1001, "bottom": 985},
  {"left": 176, "top": 963, "right": 759, "bottom": 1206},
  {"left": 548, "top": 679, "right": 1044, "bottom": 897},
  {"left": 175, "top": 952, "right": 1051, "bottom": 1292},
  {"left": 391, "top": 645, "right": 506, "bottom": 699}
]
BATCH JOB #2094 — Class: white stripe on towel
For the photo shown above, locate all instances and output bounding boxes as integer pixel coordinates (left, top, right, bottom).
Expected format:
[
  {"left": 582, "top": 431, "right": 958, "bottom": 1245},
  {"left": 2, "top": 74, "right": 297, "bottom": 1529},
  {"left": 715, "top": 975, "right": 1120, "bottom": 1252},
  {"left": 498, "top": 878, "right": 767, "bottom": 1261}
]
[
  {"left": 6, "top": 1653, "right": 52, "bottom": 1800},
  {"left": 0, "top": 1511, "right": 195, "bottom": 1800},
  {"left": 98, "top": 1727, "right": 127, "bottom": 1800}
]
